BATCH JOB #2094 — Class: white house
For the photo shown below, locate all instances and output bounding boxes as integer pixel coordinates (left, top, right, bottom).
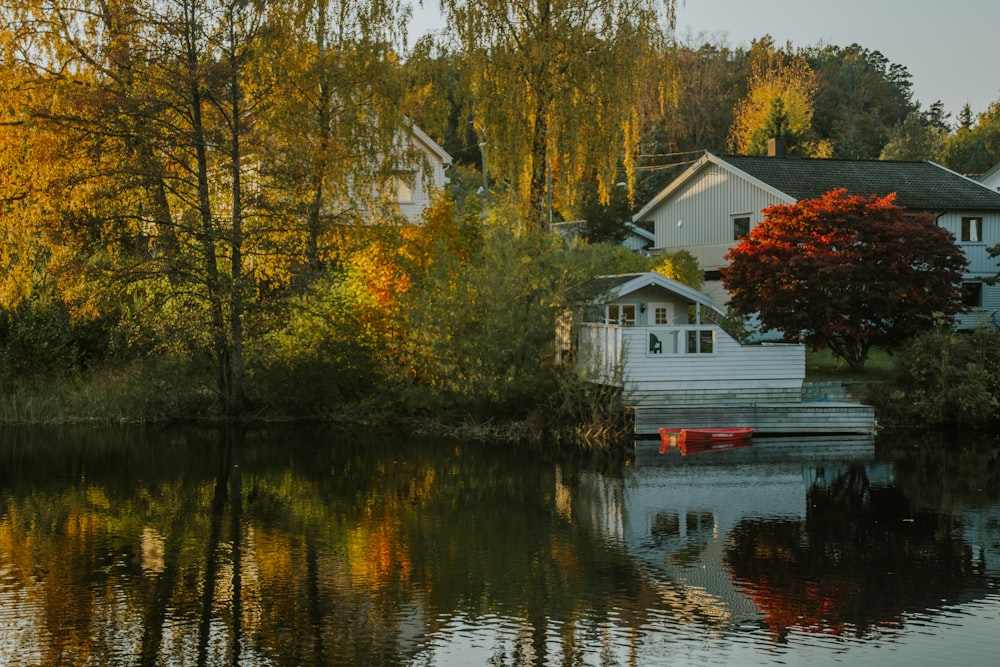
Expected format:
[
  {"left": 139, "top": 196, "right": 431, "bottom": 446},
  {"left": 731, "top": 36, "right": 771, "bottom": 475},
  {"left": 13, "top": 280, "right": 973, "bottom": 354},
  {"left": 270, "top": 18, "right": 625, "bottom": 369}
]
[
  {"left": 978, "top": 161, "right": 1000, "bottom": 192},
  {"left": 573, "top": 272, "right": 876, "bottom": 435},
  {"left": 633, "top": 152, "right": 1000, "bottom": 329},
  {"left": 547, "top": 220, "right": 655, "bottom": 254},
  {"left": 395, "top": 123, "right": 453, "bottom": 222}
]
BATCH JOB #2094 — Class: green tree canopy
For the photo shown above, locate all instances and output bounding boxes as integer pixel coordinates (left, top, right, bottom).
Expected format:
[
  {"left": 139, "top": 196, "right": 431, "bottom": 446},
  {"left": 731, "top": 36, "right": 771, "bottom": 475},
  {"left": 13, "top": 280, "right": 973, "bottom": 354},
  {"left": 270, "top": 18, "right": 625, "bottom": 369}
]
[
  {"left": 937, "top": 100, "right": 1000, "bottom": 174},
  {"left": 807, "top": 44, "right": 914, "bottom": 159}
]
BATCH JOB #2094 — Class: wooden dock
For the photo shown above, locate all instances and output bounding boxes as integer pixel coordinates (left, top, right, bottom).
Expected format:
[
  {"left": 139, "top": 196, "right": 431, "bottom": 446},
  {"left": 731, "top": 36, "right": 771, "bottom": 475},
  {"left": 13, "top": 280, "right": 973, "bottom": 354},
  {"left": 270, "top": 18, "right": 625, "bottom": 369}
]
[{"left": 630, "top": 381, "right": 877, "bottom": 437}]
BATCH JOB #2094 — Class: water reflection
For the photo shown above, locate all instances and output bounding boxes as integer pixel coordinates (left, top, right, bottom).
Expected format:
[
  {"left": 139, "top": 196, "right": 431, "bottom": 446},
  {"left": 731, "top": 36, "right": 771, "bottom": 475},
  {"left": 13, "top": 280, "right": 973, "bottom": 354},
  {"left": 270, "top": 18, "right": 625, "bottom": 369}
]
[{"left": 0, "top": 426, "right": 998, "bottom": 666}]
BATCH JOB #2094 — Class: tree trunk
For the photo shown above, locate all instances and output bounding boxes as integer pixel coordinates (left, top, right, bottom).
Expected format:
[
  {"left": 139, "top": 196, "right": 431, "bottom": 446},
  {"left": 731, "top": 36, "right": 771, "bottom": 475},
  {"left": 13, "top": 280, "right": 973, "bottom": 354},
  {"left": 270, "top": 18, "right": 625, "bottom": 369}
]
[
  {"left": 184, "top": 2, "right": 231, "bottom": 410},
  {"left": 226, "top": 11, "right": 245, "bottom": 417}
]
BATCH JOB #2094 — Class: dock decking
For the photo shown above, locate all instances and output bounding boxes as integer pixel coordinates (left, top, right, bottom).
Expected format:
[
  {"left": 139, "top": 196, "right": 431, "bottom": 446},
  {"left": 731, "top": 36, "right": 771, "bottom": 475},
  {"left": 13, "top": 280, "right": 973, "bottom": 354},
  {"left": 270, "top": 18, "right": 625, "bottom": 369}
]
[{"left": 630, "top": 380, "right": 877, "bottom": 436}]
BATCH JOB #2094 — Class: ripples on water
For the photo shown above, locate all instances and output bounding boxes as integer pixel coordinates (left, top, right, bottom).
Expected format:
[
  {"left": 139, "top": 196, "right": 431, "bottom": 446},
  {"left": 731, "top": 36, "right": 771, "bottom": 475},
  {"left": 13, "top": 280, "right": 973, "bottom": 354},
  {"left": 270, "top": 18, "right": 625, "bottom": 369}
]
[{"left": 1, "top": 427, "right": 999, "bottom": 666}]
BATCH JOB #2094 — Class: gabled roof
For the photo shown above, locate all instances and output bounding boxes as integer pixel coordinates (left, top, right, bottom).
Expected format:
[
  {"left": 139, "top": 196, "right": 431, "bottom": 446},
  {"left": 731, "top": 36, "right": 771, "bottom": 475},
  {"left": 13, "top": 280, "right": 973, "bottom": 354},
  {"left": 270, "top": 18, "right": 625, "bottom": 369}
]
[
  {"left": 585, "top": 272, "right": 714, "bottom": 308},
  {"left": 409, "top": 123, "right": 453, "bottom": 167},
  {"left": 624, "top": 222, "right": 655, "bottom": 242},
  {"left": 633, "top": 152, "right": 1000, "bottom": 221},
  {"left": 633, "top": 153, "right": 790, "bottom": 221},
  {"left": 722, "top": 155, "right": 1000, "bottom": 211},
  {"left": 978, "top": 161, "right": 1000, "bottom": 188}
]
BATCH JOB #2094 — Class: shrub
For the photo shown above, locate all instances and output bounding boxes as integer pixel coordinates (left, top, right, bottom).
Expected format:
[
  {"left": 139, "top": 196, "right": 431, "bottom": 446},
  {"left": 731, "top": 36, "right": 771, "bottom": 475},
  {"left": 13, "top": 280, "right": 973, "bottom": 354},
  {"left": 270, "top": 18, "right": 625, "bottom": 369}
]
[{"left": 867, "top": 329, "right": 1000, "bottom": 429}]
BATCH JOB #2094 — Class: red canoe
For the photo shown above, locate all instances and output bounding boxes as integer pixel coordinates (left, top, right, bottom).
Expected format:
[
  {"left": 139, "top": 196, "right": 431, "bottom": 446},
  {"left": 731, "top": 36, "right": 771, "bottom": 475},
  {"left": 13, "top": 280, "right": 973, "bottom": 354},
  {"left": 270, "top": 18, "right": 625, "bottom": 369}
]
[{"left": 658, "top": 427, "right": 754, "bottom": 455}]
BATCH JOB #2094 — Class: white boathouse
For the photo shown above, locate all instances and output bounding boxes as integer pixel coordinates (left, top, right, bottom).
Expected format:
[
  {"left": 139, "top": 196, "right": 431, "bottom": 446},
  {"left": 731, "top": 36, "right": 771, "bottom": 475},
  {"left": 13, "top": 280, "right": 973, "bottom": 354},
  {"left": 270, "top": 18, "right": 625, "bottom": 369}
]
[{"left": 575, "top": 273, "right": 876, "bottom": 436}]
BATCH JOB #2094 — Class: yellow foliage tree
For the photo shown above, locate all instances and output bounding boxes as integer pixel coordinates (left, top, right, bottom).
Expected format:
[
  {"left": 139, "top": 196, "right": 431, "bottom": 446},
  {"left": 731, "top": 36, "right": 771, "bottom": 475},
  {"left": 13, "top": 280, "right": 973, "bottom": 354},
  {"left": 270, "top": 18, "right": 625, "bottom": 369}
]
[
  {"left": 728, "top": 42, "right": 824, "bottom": 156},
  {"left": 652, "top": 249, "right": 703, "bottom": 289},
  {"left": 438, "top": 0, "right": 676, "bottom": 229}
]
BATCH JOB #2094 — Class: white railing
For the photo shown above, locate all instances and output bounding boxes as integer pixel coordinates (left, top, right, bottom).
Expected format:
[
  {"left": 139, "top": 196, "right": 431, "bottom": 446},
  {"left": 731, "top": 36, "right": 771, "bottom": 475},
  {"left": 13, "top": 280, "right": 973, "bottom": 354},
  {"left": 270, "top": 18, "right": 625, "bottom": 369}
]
[
  {"left": 576, "top": 322, "right": 805, "bottom": 387},
  {"left": 579, "top": 324, "right": 719, "bottom": 362}
]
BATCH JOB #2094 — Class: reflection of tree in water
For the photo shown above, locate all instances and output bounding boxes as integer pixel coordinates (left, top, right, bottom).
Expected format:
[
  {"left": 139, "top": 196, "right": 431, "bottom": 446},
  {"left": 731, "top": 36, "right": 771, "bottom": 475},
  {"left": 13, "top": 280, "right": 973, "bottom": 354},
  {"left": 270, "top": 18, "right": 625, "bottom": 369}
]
[
  {"left": 724, "top": 464, "right": 981, "bottom": 641},
  {"left": 879, "top": 431, "right": 1000, "bottom": 511}
]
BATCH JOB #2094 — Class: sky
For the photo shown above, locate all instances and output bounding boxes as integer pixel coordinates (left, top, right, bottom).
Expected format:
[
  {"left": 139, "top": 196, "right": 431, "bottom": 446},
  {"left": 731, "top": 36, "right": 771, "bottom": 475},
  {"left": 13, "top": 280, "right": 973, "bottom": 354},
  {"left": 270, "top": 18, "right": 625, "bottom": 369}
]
[{"left": 409, "top": 0, "right": 1000, "bottom": 122}]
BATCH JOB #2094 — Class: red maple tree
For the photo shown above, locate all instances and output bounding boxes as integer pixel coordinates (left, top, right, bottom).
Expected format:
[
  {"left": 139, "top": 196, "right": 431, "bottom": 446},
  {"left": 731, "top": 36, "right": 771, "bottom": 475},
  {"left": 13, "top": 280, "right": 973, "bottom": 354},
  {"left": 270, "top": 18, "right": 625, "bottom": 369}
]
[{"left": 722, "top": 189, "right": 968, "bottom": 370}]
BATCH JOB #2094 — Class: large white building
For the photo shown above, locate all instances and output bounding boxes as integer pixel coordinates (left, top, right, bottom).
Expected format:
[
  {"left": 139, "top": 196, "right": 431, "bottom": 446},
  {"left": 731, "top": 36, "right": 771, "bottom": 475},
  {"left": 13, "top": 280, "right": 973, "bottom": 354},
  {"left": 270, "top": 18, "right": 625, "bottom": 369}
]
[{"left": 634, "top": 152, "right": 1000, "bottom": 329}]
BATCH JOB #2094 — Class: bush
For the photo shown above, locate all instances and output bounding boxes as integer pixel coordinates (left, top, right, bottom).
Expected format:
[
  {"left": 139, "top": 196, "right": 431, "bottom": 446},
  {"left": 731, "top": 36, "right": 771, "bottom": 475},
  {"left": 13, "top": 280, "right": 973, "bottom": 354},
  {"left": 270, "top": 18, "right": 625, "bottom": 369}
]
[
  {"left": 248, "top": 275, "right": 386, "bottom": 416},
  {"left": 396, "top": 225, "right": 651, "bottom": 420},
  {"left": 0, "top": 297, "right": 81, "bottom": 379},
  {"left": 0, "top": 356, "right": 217, "bottom": 424},
  {"left": 866, "top": 328, "right": 1000, "bottom": 429}
]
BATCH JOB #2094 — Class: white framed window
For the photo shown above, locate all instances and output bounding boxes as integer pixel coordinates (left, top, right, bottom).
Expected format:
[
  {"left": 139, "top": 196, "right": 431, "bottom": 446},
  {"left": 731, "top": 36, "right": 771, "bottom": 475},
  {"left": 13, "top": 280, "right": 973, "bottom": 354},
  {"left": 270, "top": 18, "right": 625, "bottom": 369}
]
[
  {"left": 686, "top": 329, "right": 715, "bottom": 354},
  {"left": 396, "top": 172, "right": 417, "bottom": 203},
  {"left": 733, "top": 214, "right": 751, "bottom": 240},
  {"left": 607, "top": 304, "right": 636, "bottom": 326},
  {"left": 961, "top": 217, "right": 983, "bottom": 242},
  {"left": 653, "top": 306, "right": 670, "bottom": 325}
]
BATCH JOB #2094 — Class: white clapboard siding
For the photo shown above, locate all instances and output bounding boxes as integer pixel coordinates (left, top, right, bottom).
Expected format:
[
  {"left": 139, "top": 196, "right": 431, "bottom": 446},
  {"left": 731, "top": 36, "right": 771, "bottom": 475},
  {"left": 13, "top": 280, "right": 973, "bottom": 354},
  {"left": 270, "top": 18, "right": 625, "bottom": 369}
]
[
  {"left": 577, "top": 324, "right": 805, "bottom": 403},
  {"left": 646, "top": 162, "right": 789, "bottom": 270}
]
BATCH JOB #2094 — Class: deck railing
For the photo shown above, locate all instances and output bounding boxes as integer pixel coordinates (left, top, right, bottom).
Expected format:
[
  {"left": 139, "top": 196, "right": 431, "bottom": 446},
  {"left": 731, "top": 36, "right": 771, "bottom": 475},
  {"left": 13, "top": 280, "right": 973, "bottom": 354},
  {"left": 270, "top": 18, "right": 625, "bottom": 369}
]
[{"left": 576, "top": 322, "right": 804, "bottom": 389}]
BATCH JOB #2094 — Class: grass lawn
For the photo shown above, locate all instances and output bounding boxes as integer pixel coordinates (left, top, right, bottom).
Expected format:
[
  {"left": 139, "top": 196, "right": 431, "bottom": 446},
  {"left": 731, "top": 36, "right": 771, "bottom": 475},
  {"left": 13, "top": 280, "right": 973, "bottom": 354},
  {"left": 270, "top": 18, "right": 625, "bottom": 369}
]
[{"left": 805, "top": 347, "right": 896, "bottom": 383}]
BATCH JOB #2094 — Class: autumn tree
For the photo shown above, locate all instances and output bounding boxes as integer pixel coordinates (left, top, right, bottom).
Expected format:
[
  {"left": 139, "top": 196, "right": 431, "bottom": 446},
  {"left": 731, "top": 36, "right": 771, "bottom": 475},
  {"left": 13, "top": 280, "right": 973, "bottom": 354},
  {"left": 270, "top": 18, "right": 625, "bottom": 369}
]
[
  {"left": 0, "top": 0, "right": 424, "bottom": 415},
  {"left": 652, "top": 249, "right": 703, "bottom": 289},
  {"left": 728, "top": 38, "right": 827, "bottom": 156},
  {"left": 437, "top": 0, "right": 676, "bottom": 228},
  {"left": 260, "top": 0, "right": 413, "bottom": 276},
  {"left": 722, "top": 190, "right": 967, "bottom": 371}
]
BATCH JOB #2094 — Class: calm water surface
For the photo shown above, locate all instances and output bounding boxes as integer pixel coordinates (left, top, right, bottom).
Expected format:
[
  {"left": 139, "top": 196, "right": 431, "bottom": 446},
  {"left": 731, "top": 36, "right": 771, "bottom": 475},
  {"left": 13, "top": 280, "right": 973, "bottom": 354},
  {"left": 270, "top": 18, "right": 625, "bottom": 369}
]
[{"left": 1, "top": 426, "right": 998, "bottom": 666}]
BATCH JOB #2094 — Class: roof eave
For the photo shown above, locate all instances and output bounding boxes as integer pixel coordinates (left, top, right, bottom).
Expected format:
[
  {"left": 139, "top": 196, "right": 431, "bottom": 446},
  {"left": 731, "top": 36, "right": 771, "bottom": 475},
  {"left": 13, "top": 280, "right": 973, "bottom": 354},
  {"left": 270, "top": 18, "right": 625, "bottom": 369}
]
[{"left": 598, "top": 272, "right": 713, "bottom": 307}]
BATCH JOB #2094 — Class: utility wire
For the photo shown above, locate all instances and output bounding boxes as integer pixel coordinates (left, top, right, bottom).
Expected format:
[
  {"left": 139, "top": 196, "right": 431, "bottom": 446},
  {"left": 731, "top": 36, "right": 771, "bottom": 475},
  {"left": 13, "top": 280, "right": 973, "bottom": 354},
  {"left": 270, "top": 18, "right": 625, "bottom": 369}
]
[{"left": 636, "top": 149, "right": 706, "bottom": 159}]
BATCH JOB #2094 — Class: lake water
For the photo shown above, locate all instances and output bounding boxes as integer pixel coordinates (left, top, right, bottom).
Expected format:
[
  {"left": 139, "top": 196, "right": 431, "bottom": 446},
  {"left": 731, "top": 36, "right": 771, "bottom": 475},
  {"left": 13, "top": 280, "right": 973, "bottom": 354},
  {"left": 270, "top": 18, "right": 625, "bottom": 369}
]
[{"left": 1, "top": 425, "right": 998, "bottom": 666}]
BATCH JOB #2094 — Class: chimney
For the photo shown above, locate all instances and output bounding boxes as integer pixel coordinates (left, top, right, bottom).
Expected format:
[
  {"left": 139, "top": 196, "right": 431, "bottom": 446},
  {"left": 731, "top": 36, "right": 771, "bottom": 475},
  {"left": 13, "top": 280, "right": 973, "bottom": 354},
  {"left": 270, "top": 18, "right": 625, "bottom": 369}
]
[{"left": 767, "top": 137, "right": 786, "bottom": 158}]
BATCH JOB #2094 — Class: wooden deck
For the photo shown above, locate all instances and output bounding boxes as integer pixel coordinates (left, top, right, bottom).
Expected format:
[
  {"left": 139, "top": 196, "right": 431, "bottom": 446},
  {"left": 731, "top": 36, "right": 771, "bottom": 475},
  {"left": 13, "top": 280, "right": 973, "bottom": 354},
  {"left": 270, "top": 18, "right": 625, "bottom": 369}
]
[{"left": 632, "top": 399, "right": 877, "bottom": 436}]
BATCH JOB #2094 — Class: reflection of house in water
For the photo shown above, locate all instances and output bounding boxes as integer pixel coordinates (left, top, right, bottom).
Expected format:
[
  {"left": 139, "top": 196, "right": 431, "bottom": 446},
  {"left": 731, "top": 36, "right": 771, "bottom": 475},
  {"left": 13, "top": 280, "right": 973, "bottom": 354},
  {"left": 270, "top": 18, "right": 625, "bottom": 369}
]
[
  {"left": 620, "top": 453, "right": 831, "bottom": 628},
  {"left": 962, "top": 508, "right": 1000, "bottom": 579},
  {"left": 568, "top": 438, "right": 1000, "bottom": 639}
]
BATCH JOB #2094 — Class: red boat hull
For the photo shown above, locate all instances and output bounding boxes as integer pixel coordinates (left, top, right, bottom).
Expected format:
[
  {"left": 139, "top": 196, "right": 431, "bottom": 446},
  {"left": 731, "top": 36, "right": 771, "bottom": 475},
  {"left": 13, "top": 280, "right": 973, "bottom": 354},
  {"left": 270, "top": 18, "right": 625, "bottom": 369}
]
[{"left": 658, "top": 427, "right": 754, "bottom": 455}]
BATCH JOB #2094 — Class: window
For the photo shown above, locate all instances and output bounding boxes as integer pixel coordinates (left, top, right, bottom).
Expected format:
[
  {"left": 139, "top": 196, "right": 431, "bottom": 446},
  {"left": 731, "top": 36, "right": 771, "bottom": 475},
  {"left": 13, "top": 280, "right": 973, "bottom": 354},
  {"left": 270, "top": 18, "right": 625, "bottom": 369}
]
[
  {"left": 961, "top": 217, "right": 983, "bottom": 242},
  {"left": 396, "top": 172, "right": 417, "bottom": 203},
  {"left": 685, "top": 329, "right": 715, "bottom": 354},
  {"left": 607, "top": 304, "right": 636, "bottom": 326},
  {"left": 733, "top": 215, "right": 751, "bottom": 240},
  {"left": 963, "top": 282, "right": 983, "bottom": 308},
  {"left": 654, "top": 306, "right": 670, "bottom": 325}
]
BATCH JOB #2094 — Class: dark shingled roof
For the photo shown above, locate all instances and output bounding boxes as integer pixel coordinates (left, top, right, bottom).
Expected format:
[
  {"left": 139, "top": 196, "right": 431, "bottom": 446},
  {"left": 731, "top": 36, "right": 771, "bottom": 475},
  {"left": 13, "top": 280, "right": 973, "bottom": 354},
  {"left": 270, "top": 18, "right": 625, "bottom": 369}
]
[{"left": 721, "top": 156, "right": 1000, "bottom": 211}]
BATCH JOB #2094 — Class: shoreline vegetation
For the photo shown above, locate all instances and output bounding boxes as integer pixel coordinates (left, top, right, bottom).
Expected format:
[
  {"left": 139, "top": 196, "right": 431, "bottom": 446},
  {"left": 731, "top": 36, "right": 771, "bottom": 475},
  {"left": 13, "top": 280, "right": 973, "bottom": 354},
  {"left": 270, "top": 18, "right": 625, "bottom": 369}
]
[
  {"left": 4, "top": 2, "right": 1000, "bottom": 451},
  {"left": 4, "top": 328, "right": 999, "bottom": 447}
]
